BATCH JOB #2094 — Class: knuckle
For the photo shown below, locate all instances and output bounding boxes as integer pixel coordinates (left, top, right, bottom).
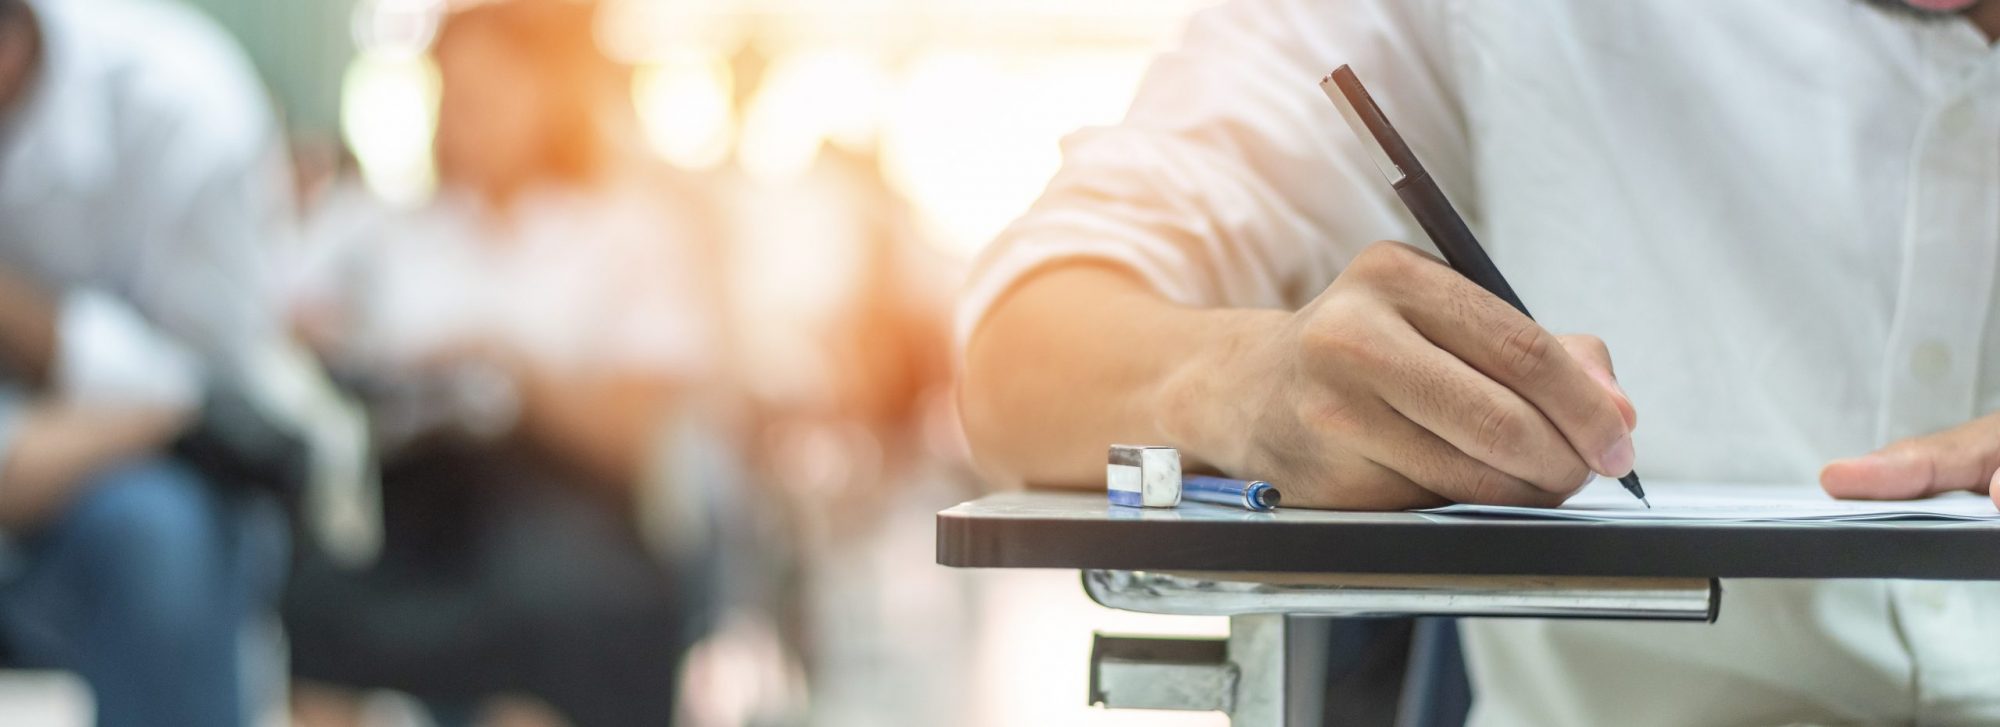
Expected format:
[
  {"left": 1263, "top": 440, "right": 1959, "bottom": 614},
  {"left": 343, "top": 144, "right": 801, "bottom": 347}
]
[
  {"left": 1350, "top": 241, "right": 1420, "bottom": 281},
  {"left": 1472, "top": 401, "right": 1527, "bottom": 460},
  {"left": 1497, "top": 323, "right": 1555, "bottom": 383},
  {"left": 1566, "top": 334, "right": 1610, "bottom": 362}
]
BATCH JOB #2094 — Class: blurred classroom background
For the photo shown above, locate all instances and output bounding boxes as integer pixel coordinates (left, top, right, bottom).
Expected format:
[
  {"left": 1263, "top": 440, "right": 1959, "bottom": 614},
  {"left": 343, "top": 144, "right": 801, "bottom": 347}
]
[{"left": 8, "top": 0, "right": 1235, "bottom": 725}]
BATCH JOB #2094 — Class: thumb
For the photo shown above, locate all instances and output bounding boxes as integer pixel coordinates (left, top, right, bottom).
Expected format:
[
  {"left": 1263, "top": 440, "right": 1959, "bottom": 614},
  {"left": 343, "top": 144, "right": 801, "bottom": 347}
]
[
  {"left": 1556, "top": 334, "right": 1636, "bottom": 431},
  {"left": 1821, "top": 416, "right": 2000, "bottom": 500}
]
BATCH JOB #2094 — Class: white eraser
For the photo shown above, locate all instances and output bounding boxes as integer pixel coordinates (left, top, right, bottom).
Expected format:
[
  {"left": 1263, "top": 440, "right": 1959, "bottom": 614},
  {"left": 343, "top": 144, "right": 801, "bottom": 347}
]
[{"left": 1107, "top": 445, "right": 1181, "bottom": 508}]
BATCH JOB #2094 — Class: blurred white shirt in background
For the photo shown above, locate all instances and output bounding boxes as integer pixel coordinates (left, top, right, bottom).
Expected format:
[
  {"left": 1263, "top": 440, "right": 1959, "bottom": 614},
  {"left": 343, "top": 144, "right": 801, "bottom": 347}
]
[
  {"left": 0, "top": 0, "right": 288, "bottom": 410},
  {"left": 291, "top": 178, "right": 712, "bottom": 379}
]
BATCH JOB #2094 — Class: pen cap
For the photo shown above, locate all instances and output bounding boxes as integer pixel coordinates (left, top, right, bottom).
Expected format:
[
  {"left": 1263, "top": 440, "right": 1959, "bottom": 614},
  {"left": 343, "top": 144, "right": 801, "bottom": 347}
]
[
  {"left": 1321, "top": 65, "right": 1421, "bottom": 186},
  {"left": 1107, "top": 445, "right": 1182, "bottom": 508}
]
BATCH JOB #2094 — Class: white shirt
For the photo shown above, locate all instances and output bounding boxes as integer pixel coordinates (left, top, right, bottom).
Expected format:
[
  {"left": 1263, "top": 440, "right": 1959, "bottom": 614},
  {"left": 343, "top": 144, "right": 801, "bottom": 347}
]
[
  {"left": 290, "top": 179, "right": 713, "bottom": 379},
  {"left": 959, "top": 0, "right": 2000, "bottom": 723},
  {"left": 0, "top": 0, "right": 287, "bottom": 440}
]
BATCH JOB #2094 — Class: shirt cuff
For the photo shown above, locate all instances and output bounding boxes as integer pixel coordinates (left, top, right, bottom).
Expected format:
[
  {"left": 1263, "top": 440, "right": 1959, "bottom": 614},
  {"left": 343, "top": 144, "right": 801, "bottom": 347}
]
[{"left": 54, "top": 289, "right": 204, "bottom": 410}]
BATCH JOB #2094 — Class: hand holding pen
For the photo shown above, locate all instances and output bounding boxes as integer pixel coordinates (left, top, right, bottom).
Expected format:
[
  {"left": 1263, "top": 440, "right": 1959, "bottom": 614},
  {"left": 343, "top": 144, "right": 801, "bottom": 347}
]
[
  {"left": 1146, "top": 73, "right": 1640, "bottom": 510},
  {"left": 1321, "top": 65, "right": 1647, "bottom": 507}
]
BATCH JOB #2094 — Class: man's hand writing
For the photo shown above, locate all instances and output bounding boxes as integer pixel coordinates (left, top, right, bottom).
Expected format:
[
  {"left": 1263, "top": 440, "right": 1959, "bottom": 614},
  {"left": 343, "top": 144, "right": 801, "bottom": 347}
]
[{"left": 1172, "top": 241, "right": 1639, "bottom": 509}]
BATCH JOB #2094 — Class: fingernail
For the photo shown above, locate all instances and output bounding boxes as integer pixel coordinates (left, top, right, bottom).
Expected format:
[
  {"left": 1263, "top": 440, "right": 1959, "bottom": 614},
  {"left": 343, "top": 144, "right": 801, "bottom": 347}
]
[{"left": 1598, "top": 434, "right": 1636, "bottom": 476}]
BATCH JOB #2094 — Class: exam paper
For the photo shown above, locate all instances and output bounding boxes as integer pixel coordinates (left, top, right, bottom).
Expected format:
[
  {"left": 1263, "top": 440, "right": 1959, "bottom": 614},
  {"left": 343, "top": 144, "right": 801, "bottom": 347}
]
[{"left": 1423, "top": 478, "right": 2000, "bottom": 522}]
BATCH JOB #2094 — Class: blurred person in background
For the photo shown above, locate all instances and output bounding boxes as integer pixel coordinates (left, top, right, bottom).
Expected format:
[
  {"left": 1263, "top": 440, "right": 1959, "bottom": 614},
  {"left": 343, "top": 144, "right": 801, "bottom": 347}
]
[
  {"left": 0, "top": 0, "right": 314, "bottom": 724},
  {"left": 282, "top": 1, "right": 718, "bottom": 725}
]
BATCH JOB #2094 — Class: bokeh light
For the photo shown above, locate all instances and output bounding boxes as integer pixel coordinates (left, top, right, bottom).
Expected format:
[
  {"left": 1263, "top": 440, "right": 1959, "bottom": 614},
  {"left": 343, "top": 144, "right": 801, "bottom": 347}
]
[
  {"left": 634, "top": 51, "right": 738, "bottom": 170},
  {"left": 737, "top": 48, "right": 893, "bottom": 183},
  {"left": 340, "top": 51, "right": 438, "bottom": 206},
  {"left": 879, "top": 49, "right": 1148, "bottom": 257}
]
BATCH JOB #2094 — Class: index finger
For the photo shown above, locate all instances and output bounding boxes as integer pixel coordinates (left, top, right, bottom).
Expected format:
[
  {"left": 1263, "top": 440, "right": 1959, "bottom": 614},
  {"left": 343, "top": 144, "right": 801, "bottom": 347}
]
[{"left": 1387, "top": 253, "right": 1636, "bottom": 478}]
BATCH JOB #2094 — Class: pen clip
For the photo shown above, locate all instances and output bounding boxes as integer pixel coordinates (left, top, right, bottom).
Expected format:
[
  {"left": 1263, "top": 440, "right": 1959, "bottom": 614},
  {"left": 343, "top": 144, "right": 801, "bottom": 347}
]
[{"left": 1320, "top": 65, "right": 1416, "bottom": 186}]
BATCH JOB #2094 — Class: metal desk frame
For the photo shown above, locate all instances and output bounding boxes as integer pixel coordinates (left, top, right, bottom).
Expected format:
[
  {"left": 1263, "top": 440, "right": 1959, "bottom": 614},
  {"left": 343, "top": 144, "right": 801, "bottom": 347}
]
[
  {"left": 939, "top": 491, "right": 2000, "bottom": 726},
  {"left": 1080, "top": 570, "right": 1715, "bottom": 726}
]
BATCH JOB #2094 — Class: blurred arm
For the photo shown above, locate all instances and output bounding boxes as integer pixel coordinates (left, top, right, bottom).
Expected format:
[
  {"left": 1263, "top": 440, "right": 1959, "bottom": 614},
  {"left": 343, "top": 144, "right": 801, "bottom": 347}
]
[
  {"left": 512, "top": 363, "right": 678, "bottom": 489},
  {"left": 0, "top": 271, "right": 197, "bottom": 528},
  {"left": 0, "top": 265, "right": 57, "bottom": 386},
  {"left": 0, "top": 402, "right": 187, "bottom": 529}
]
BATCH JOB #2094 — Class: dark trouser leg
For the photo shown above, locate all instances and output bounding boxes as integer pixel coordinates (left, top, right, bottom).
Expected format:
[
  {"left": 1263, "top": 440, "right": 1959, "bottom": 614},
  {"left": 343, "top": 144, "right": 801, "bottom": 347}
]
[
  {"left": 286, "top": 451, "right": 695, "bottom": 727},
  {"left": 0, "top": 458, "right": 285, "bottom": 727},
  {"left": 480, "top": 479, "right": 689, "bottom": 727}
]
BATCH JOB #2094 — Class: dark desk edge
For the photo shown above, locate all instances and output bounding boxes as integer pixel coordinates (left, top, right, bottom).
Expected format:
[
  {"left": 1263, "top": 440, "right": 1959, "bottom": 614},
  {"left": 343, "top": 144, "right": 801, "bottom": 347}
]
[{"left": 937, "top": 508, "right": 2000, "bottom": 580}]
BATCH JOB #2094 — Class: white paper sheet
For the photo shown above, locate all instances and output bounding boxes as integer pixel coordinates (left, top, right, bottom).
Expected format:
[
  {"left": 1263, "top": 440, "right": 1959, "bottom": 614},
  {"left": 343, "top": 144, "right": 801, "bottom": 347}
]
[{"left": 1422, "top": 478, "right": 2000, "bottom": 522}]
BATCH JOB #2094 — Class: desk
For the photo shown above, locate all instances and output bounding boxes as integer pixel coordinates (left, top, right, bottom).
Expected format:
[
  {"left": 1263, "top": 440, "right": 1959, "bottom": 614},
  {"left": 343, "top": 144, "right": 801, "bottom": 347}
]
[{"left": 936, "top": 490, "right": 2000, "bottom": 726}]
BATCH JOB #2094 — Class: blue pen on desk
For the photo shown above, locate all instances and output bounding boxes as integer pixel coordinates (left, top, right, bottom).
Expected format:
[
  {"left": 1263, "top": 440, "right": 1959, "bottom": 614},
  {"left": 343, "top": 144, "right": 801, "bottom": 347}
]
[{"left": 1183, "top": 475, "right": 1282, "bottom": 512}]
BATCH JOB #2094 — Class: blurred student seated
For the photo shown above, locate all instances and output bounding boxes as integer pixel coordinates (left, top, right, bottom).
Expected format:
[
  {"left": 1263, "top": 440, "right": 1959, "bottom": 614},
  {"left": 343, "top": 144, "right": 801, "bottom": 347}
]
[
  {"left": 0, "top": 0, "right": 330, "bottom": 724},
  {"left": 282, "top": 1, "right": 719, "bottom": 725}
]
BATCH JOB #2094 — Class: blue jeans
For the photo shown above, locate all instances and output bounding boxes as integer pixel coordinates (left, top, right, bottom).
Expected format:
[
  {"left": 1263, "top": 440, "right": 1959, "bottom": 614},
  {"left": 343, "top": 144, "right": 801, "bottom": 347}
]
[{"left": 0, "top": 458, "right": 286, "bottom": 727}]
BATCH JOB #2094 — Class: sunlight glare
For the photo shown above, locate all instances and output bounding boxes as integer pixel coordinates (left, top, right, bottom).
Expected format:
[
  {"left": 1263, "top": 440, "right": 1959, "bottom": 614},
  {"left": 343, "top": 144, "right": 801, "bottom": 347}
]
[
  {"left": 880, "top": 50, "right": 1150, "bottom": 258},
  {"left": 737, "top": 49, "right": 894, "bottom": 184},
  {"left": 634, "top": 52, "right": 738, "bottom": 171},
  {"left": 340, "top": 51, "right": 440, "bottom": 207}
]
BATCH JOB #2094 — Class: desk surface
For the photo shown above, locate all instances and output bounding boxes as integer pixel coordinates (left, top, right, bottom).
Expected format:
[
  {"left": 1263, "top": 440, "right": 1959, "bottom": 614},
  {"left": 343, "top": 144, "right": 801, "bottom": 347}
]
[{"left": 937, "top": 491, "right": 2000, "bottom": 580}]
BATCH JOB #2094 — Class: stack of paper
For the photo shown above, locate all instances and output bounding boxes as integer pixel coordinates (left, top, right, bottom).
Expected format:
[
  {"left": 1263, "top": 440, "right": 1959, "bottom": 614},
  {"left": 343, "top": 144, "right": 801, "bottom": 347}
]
[{"left": 1424, "top": 479, "right": 2000, "bottom": 522}]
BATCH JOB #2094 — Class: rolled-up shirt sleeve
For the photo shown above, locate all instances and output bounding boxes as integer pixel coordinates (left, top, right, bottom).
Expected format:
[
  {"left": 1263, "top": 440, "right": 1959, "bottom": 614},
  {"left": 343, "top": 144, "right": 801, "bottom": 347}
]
[{"left": 956, "top": 0, "right": 1475, "bottom": 350}]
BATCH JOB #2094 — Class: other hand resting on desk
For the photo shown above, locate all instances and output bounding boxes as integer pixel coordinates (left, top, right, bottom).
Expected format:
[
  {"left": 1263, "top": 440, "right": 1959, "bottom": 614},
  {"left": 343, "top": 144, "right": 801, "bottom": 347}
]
[{"left": 1823, "top": 415, "right": 2000, "bottom": 509}]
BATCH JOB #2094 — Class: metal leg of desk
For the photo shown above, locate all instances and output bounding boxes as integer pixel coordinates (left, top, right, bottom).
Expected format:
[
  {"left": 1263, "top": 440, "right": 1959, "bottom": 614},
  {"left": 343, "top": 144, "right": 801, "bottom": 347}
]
[
  {"left": 1229, "top": 613, "right": 1330, "bottom": 727},
  {"left": 1089, "top": 614, "right": 1328, "bottom": 726}
]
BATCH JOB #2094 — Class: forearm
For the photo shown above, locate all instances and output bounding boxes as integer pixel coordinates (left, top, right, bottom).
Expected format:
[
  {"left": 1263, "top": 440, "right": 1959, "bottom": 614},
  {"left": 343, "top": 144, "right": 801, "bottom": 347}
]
[
  {"left": 960, "top": 264, "right": 1285, "bottom": 488},
  {"left": 0, "top": 403, "right": 189, "bottom": 529},
  {"left": 0, "top": 268, "right": 58, "bottom": 386}
]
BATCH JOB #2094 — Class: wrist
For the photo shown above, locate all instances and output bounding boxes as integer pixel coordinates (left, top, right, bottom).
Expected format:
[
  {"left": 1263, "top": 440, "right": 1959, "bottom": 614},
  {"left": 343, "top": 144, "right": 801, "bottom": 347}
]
[{"left": 1154, "top": 307, "right": 1288, "bottom": 475}]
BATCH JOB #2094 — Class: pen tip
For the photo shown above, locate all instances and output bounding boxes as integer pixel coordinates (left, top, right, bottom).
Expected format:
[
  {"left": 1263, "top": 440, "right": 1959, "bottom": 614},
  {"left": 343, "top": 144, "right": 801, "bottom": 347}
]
[{"left": 1641, "top": 497, "right": 1652, "bottom": 510}]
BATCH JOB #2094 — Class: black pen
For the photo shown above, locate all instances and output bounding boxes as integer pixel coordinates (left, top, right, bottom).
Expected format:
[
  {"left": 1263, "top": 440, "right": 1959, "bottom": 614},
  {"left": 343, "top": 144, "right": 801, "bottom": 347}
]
[{"left": 1318, "top": 64, "right": 1649, "bottom": 508}]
